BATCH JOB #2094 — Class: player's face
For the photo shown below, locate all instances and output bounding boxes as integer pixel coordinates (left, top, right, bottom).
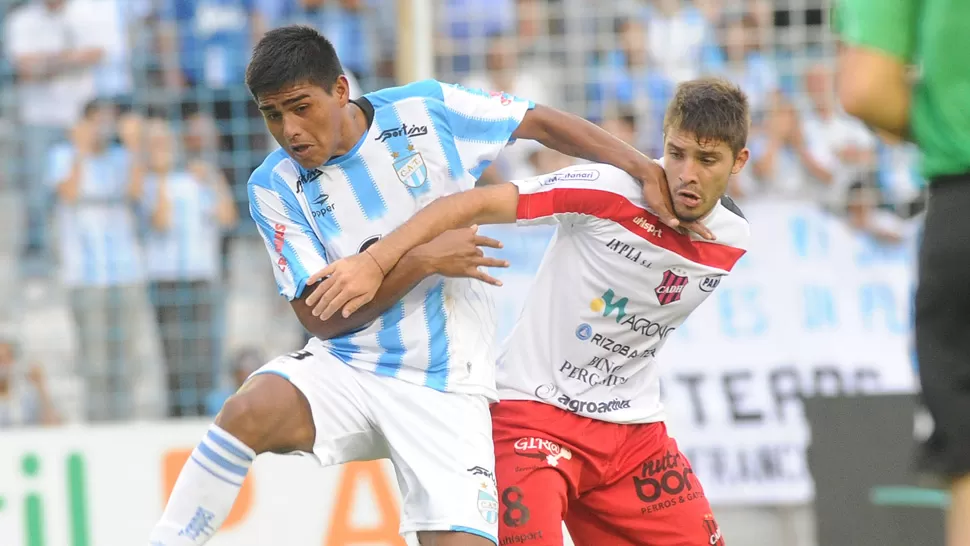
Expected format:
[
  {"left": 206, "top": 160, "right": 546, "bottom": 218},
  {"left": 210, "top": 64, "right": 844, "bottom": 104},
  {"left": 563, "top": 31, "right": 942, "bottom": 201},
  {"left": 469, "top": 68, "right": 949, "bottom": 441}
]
[
  {"left": 256, "top": 77, "right": 351, "bottom": 169},
  {"left": 662, "top": 127, "right": 749, "bottom": 222}
]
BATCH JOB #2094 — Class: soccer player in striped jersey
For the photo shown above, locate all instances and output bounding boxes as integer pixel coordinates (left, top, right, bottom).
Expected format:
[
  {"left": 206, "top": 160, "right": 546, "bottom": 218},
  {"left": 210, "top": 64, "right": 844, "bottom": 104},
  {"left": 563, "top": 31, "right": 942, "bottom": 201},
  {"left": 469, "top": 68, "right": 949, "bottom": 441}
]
[
  {"left": 309, "top": 78, "right": 750, "bottom": 546},
  {"left": 148, "top": 26, "right": 705, "bottom": 546}
]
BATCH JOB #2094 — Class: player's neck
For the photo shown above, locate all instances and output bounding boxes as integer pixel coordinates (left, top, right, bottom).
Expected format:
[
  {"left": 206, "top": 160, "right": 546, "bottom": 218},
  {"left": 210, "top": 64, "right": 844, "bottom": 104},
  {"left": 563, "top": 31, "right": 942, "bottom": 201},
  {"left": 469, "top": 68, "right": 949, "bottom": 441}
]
[{"left": 333, "top": 101, "right": 368, "bottom": 158}]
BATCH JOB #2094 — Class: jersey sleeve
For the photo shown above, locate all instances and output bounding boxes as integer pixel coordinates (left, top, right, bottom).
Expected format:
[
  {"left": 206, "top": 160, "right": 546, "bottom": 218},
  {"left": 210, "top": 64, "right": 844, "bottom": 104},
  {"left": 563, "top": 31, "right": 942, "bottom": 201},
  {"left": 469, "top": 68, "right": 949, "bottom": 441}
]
[
  {"left": 248, "top": 165, "right": 329, "bottom": 301},
  {"left": 834, "top": 0, "right": 918, "bottom": 62},
  {"left": 365, "top": 79, "right": 535, "bottom": 182},
  {"left": 512, "top": 164, "right": 635, "bottom": 227}
]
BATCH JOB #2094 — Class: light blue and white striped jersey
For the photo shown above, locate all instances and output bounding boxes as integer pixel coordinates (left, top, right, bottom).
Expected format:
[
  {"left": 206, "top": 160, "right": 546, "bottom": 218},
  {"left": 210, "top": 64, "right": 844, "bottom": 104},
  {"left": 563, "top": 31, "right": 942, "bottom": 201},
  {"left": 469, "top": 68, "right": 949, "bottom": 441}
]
[
  {"left": 249, "top": 79, "right": 534, "bottom": 399},
  {"left": 48, "top": 144, "right": 145, "bottom": 287},
  {"left": 141, "top": 171, "right": 223, "bottom": 282}
]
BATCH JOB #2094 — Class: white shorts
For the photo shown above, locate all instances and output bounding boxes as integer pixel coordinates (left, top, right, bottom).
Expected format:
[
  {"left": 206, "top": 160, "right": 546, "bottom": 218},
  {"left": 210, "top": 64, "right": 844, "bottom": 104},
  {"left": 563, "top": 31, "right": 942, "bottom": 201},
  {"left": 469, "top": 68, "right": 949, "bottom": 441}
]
[{"left": 252, "top": 346, "right": 499, "bottom": 544}]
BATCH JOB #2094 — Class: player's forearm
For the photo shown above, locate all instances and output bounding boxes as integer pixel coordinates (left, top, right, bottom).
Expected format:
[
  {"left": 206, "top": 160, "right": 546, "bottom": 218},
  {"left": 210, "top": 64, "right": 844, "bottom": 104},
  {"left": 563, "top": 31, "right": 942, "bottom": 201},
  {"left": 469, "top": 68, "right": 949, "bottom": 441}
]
[
  {"left": 513, "top": 105, "right": 644, "bottom": 174},
  {"left": 838, "top": 47, "right": 911, "bottom": 139},
  {"left": 298, "top": 251, "right": 434, "bottom": 340},
  {"left": 367, "top": 184, "right": 517, "bottom": 274}
]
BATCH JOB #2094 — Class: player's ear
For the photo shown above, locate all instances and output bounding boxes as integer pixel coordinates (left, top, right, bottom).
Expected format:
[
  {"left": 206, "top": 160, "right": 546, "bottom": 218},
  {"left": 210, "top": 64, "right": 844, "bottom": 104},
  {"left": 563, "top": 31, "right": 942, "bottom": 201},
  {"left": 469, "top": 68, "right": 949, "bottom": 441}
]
[
  {"left": 731, "top": 148, "right": 750, "bottom": 175},
  {"left": 333, "top": 75, "right": 350, "bottom": 104}
]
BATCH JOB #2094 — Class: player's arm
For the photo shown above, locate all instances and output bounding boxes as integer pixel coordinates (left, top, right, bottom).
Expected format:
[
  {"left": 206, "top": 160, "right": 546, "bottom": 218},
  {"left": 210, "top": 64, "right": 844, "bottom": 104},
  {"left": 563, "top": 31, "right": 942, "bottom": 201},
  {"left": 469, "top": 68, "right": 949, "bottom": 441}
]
[
  {"left": 307, "top": 165, "right": 607, "bottom": 319},
  {"left": 428, "top": 82, "right": 709, "bottom": 239},
  {"left": 834, "top": 0, "right": 917, "bottom": 139},
  {"left": 249, "top": 173, "right": 434, "bottom": 340}
]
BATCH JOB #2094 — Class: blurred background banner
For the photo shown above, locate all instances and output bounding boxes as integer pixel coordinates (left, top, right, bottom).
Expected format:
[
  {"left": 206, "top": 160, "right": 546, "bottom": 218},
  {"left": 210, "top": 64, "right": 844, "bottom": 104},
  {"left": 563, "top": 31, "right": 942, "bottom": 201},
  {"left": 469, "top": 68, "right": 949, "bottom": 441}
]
[{"left": 0, "top": 0, "right": 930, "bottom": 544}]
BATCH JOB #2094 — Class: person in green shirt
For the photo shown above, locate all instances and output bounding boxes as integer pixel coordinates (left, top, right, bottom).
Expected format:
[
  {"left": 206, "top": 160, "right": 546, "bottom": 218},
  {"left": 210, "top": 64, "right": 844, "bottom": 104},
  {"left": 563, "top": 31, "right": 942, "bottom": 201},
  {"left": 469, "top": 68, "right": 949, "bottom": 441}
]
[{"left": 835, "top": 2, "right": 970, "bottom": 545}]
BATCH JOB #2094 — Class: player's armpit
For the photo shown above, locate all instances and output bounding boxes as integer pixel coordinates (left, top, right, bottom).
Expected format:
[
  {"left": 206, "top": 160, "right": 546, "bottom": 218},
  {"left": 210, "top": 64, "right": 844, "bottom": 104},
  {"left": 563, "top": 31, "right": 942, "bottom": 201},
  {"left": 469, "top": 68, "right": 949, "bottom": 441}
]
[{"left": 365, "top": 183, "right": 519, "bottom": 275}]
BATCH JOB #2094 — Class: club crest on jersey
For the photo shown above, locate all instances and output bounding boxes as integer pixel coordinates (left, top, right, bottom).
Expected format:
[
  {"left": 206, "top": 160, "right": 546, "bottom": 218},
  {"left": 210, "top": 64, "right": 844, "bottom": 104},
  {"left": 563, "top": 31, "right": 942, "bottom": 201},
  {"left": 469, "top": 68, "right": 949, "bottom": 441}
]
[
  {"left": 393, "top": 150, "right": 428, "bottom": 189},
  {"left": 655, "top": 269, "right": 689, "bottom": 305}
]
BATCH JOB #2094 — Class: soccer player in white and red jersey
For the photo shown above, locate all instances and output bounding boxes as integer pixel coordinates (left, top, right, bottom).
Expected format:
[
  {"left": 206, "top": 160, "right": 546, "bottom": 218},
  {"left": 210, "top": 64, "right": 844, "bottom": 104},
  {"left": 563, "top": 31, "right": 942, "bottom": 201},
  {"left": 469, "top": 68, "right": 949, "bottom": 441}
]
[{"left": 311, "top": 78, "right": 750, "bottom": 546}]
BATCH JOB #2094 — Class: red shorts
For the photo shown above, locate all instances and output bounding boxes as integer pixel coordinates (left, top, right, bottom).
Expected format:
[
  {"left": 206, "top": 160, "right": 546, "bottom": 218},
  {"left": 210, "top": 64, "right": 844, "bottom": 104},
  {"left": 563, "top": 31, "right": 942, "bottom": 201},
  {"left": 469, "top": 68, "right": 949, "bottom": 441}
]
[{"left": 492, "top": 400, "right": 724, "bottom": 546}]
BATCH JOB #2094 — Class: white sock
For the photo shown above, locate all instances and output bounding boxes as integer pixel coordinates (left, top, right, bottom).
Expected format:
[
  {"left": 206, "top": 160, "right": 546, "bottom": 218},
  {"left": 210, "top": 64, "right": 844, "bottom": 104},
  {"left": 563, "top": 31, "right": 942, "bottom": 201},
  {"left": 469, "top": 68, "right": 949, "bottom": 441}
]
[{"left": 148, "top": 424, "right": 256, "bottom": 545}]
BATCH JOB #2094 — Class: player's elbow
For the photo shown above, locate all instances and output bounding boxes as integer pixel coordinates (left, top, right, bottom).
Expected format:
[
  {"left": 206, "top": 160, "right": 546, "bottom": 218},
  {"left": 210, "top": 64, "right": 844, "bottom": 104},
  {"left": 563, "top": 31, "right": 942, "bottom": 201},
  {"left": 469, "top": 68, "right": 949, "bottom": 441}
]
[{"left": 837, "top": 75, "right": 875, "bottom": 122}]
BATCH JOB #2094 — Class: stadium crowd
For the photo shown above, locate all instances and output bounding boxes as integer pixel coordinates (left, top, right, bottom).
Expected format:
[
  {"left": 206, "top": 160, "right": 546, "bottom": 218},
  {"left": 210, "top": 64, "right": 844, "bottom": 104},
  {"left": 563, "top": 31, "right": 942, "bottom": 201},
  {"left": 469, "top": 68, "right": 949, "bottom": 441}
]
[{"left": 0, "top": 0, "right": 924, "bottom": 426}]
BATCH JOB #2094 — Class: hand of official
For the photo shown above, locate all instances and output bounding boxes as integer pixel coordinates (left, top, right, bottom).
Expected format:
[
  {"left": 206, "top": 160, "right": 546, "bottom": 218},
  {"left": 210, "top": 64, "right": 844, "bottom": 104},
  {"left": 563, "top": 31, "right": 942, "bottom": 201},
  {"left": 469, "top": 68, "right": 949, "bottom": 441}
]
[{"left": 634, "top": 156, "right": 714, "bottom": 241}]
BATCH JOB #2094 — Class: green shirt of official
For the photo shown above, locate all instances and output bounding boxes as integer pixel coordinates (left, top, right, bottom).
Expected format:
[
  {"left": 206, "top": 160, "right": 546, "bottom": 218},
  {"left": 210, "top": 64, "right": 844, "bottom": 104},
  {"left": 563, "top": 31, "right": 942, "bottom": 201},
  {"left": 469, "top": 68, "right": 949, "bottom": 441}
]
[{"left": 836, "top": 0, "right": 970, "bottom": 179}]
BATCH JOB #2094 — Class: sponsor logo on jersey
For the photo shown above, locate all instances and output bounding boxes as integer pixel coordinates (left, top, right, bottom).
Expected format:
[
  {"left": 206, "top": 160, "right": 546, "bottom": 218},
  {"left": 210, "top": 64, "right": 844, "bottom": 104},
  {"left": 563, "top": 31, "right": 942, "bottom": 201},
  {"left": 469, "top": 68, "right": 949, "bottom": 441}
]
[
  {"left": 590, "top": 289, "right": 676, "bottom": 339},
  {"left": 559, "top": 356, "right": 627, "bottom": 387},
  {"left": 489, "top": 90, "right": 514, "bottom": 106},
  {"left": 538, "top": 168, "right": 601, "bottom": 186},
  {"left": 296, "top": 169, "right": 323, "bottom": 193},
  {"left": 556, "top": 393, "right": 632, "bottom": 414},
  {"left": 310, "top": 192, "right": 335, "bottom": 218},
  {"left": 534, "top": 383, "right": 558, "bottom": 399},
  {"left": 273, "top": 223, "right": 287, "bottom": 272},
  {"left": 604, "top": 238, "right": 652, "bottom": 268},
  {"left": 699, "top": 275, "right": 723, "bottom": 293},
  {"left": 655, "top": 269, "right": 689, "bottom": 305},
  {"left": 375, "top": 122, "right": 428, "bottom": 142},
  {"left": 513, "top": 437, "right": 573, "bottom": 467},
  {"left": 575, "top": 323, "right": 593, "bottom": 340}
]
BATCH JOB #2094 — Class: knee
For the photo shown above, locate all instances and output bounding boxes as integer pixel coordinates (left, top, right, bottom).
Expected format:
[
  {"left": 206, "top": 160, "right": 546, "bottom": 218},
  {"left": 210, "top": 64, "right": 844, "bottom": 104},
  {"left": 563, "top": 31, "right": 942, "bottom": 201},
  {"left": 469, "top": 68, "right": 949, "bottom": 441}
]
[
  {"left": 215, "top": 392, "right": 270, "bottom": 452},
  {"left": 214, "top": 375, "right": 314, "bottom": 454}
]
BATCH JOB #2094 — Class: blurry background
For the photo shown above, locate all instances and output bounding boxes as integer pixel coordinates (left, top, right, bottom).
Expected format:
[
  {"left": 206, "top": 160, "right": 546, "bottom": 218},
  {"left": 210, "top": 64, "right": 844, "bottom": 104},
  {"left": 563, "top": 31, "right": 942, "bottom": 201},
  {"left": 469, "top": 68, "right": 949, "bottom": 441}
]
[{"left": 0, "top": 1, "right": 930, "bottom": 545}]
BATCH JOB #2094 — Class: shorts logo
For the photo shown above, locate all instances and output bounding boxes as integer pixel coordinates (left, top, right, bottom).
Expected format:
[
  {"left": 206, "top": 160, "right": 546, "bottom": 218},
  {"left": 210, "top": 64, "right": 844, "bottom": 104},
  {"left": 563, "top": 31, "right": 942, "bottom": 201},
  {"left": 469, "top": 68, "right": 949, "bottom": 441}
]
[
  {"left": 513, "top": 437, "right": 572, "bottom": 467},
  {"left": 393, "top": 146, "right": 428, "bottom": 189},
  {"left": 575, "top": 323, "right": 592, "bottom": 340},
  {"left": 655, "top": 269, "right": 689, "bottom": 305},
  {"left": 704, "top": 514, "right": 724, "bottom": 545},
  {"left": 634, "top": 451, "right": 705, "bottom": 515}
]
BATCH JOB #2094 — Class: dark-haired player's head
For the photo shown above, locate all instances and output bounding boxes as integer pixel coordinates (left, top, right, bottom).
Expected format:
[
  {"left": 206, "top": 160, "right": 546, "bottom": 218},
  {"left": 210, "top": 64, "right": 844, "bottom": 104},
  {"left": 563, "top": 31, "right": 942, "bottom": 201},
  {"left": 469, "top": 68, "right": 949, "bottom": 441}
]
[
  {"left": 662, "top": 77, "right": 750, "bottom": 222},
  {"left": 246, "top": 26, "right": 352, "bottom": 168}
]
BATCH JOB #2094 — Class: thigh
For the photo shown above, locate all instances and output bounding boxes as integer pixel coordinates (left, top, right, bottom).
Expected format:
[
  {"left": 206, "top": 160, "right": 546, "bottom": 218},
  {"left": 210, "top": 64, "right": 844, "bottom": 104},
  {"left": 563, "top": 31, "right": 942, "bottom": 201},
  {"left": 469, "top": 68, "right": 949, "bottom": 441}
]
[
  {"left": 368, "top": 376, "right": 499, "bottom": 543},
  {"left": 916, "top": 181, "right": 970, "bottom": 477},
  {"left": 494, "top": 438, "right": 570, "bottom": 546},
  {"left": 248, "top": 347, "right": 387, "bottom": 464},
  {"left": 568, "top": 436, "right": 721, "bottom": 546}
]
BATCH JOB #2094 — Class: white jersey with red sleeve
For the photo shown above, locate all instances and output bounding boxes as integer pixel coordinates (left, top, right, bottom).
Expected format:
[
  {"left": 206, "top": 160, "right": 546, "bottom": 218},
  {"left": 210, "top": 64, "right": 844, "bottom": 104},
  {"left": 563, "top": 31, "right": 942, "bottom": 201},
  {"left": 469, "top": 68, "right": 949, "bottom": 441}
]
[{"left": 497, "top": 163, "right": 750, "bottom": 424}]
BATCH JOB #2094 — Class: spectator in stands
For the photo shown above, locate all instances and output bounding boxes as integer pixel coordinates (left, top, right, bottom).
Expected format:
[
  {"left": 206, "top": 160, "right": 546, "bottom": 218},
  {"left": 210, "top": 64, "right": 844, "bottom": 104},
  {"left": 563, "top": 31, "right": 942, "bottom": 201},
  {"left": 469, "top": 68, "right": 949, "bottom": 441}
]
[
  {"left": 5, "top": 0, "right": 111, "bottom": 269},
  {"left": 0, "top": 337, "right": 62, "bottom": 428},
  {"left": 257, "top": 0, "right": 384, "bottom": 90},
  {"left": 465, "top": 32, "right": 558, "bottom": 183},
  {"left": 438, "top": 0, "right": 516, "bottom": 75},
  {"left": 708, "top": 12, "right": 781, "bottom": 119},
  {"left": 586, "top": 17, "right": 672, "bottom": 146},
  {"left": 874, "top": 131, "right": 927, "bottom": 219},
  {"left": 141, "top": 117, "right": 237, "bottom": 418},
  {"left": 48, "top": 99, "right": 148, "bottom": 422},
  {"left": 599, "top": 107, "right": 638, "bottom": 149},
  {"left": 800, "top": 63, "right": 876, "bottom": 211},
  {"left": 747, "top": 99, "right": 817, "bottom": 200},
  {"left": 204, "top": 347, "right": 264, "bottom": 416},
  {"left": 846, "top": 176, "right": 906, "bottom": 245},
  {"left": 642, "top": 0, "right": 715, "bottom": 82},
  {"left": 158, "top": 0, "right": 267, "bottom": 90},
  {"left": 89, "top": 0, "right": 152, "bottom": 101}
]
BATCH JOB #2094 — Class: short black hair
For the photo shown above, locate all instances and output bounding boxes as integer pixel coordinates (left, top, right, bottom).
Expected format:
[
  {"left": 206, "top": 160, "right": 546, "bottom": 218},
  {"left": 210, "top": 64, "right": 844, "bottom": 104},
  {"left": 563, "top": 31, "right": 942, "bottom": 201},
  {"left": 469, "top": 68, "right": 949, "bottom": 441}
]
[{"left": 246, "top": 25, "right": 344, "bottom": 100}]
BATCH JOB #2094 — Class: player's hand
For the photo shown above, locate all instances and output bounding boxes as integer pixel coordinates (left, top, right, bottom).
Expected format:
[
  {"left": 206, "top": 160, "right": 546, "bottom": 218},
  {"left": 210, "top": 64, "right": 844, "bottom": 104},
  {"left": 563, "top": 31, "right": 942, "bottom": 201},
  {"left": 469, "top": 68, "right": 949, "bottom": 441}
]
[
  {"left": 305, "top": 251, "right": 385, "bottom": 320},
  {"left": 412, "top": 226, "right": 509, "bottom": 284},
  {"left": 635, "top": 157, "right": 715, "bottom": 241}
]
